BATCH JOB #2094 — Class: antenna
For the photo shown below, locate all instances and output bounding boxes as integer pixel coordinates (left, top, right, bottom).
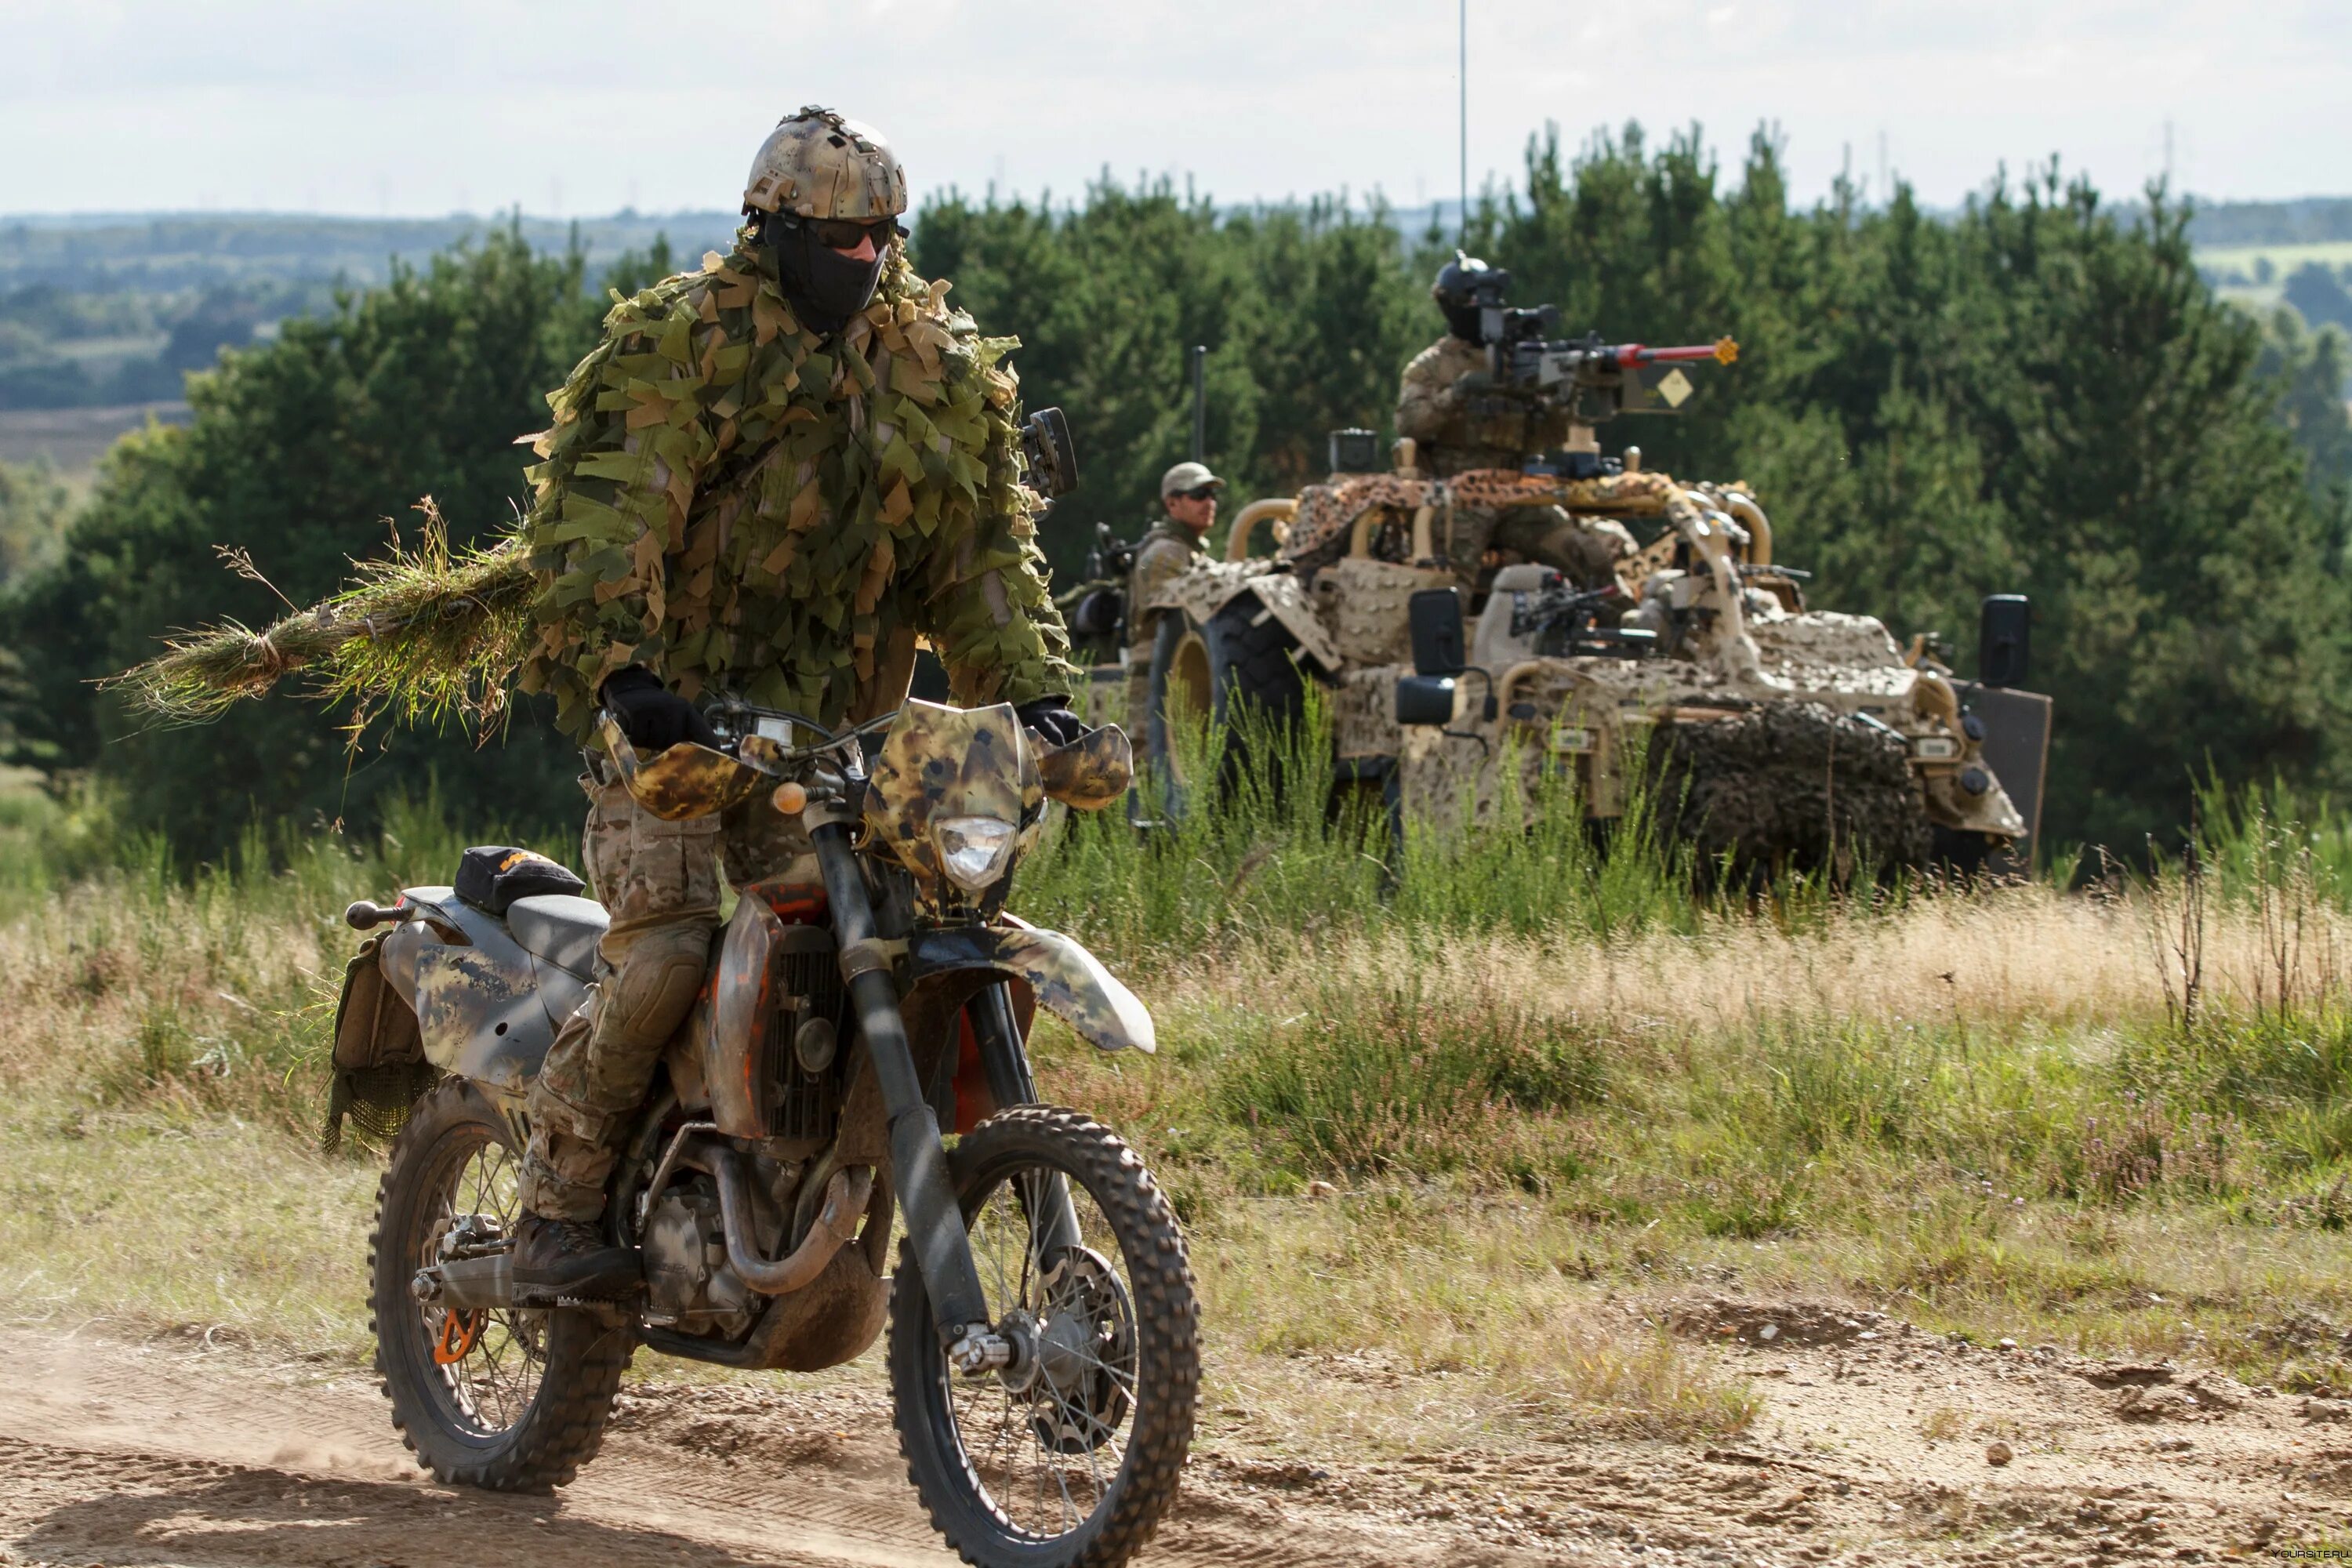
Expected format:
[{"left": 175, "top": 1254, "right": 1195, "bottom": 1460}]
[
  {"left": 1459, "top": 0, "right": 1468, "bottom": 239},
  {"left": 1189, "top": 345, "right": 1207, "bottom": 464}
]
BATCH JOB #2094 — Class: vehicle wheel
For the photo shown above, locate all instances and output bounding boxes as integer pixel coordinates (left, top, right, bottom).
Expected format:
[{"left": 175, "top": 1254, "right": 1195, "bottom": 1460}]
[
  {"left": 1330, "top": 760, "right": 1404, "bottom": 884},
  {"left": 1144, "top": 608, "right": 1211, "bottom": 811},
  {"left": 1929, "top": 824, "right": 2001, "bottom": 880},
  {"left": 889, "top": 1106, "right": 1199, "bottom": 1568},
  {"left": 1146, "top": 590, "right": 1308, "bottom": 805},
  {"left": 370, "top": 1078, "right": 632, "bottom": 1492}
]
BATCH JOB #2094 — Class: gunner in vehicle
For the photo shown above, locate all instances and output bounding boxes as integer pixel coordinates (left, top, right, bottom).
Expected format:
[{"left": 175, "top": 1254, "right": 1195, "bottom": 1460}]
[
  {"left": 1396, "top": 253, "right": 1632, "bottom": 595},
  {"left": 510, "top": 107, "right": 1081, "bottom": 1300}
]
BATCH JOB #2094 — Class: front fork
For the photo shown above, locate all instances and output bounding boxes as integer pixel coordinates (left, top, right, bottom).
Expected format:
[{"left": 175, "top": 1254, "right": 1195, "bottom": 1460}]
[
  {"left": 970, "top": 980, "right": 1085, "bottom": 1261},
  {"left": 809, "top": 822, "right": 1079, "bottom": 1352}
]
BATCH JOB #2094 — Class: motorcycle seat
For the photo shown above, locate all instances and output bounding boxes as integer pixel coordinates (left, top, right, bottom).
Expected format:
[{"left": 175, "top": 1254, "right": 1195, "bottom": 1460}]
[{"left": 506, "top": 894, "right": 610, "bottom": 981}]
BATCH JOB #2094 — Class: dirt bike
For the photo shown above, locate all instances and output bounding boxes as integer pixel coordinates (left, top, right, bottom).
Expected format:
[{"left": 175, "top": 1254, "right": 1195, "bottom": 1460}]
[{"left": 335, "top": 699, "right": 1197, "bottom": 1568}]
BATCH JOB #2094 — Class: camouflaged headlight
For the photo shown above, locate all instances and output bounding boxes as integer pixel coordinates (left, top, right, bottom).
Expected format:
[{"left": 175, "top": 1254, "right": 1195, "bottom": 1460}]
[{"left": 932, "top": 815, "right": 1018, "bottom": 891}]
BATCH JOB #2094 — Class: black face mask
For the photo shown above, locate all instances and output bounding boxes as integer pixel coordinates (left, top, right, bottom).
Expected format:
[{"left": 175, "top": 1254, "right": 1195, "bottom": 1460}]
[
  {"left": 761, "top": 215, "right": 884, "bottom": 336},
  {"left": 1441, "top": 302, "right": 1485, "bottom": 344}
]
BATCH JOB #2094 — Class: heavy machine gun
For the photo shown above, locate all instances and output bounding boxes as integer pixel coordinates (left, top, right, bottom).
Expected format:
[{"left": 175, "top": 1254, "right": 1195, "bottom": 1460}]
[
  {"left": 1504, "top": 573, "right": 1659, "bottom": 659},
  {"left": 1486, "top": 303, "right": 1739, "bottom": 424},
  {"left": 1454, "top": 263, "right": 1737, "bottom": 437}
]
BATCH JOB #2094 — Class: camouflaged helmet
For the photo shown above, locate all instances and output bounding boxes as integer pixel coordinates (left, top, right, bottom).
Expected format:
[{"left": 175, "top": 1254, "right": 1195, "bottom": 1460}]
[{"left": 742, "top": 106, "right": 909, "bottom": 221}]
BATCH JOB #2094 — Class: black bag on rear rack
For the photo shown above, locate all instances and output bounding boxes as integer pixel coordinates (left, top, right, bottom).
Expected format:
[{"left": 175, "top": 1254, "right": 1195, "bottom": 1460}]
[{"left": 454, "top": 845, "right": 586, "bottom": 915}]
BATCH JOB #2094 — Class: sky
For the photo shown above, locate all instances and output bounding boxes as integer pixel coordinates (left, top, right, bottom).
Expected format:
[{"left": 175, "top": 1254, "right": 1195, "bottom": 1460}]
[{"left": 5, "top": 0, "right": 2347, "bottom": 220}]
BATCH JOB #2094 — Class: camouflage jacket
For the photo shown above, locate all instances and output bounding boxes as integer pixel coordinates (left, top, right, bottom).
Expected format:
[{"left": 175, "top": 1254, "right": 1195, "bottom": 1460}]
[
  {"left": 518, "top": 236, "right": 1074, "bottom": 740},
  {"left": 1125, "top": 520, "right": 1203, "bottom": 655},
  {"left": 1395, "top": 332, "right": 1576, "bottom": 476}
]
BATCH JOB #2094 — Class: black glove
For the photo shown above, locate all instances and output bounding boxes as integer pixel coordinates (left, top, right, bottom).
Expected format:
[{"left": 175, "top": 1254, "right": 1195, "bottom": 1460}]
[
  {"left": 600, "top": 666, "right": 720, "bottom": 751},
  {"left": 1016, "top": 698, "right": 1086, "bottom": 750}
]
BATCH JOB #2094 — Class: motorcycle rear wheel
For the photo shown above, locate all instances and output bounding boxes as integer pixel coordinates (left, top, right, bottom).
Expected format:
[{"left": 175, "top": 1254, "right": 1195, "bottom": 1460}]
[
  {"left": 889, "top": 1106, "right": 1199, "bottom": 1568},
  {"left": 369, "top": 1078, "right": 631, "bottom": 1492}
]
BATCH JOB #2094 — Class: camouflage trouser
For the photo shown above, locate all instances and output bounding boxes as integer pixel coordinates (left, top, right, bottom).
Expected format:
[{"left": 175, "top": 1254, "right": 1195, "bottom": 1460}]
[
  {"left": 517, "top": 770, "right": 815, "bottom": 1221},
  {"left": 1122, "top": 619, "right": 1158, "bottom": 758}
]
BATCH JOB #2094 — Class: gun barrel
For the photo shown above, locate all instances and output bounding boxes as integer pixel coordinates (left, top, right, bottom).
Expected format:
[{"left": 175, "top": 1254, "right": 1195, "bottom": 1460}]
[{"left": 1613, "top": 337, "right": 1739, "bottom": 367}]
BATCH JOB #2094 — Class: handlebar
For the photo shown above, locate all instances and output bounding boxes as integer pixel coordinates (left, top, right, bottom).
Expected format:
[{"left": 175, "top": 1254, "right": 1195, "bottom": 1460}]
[{"left": 599, "top": 703, "right": 1131, "bottom": 822}]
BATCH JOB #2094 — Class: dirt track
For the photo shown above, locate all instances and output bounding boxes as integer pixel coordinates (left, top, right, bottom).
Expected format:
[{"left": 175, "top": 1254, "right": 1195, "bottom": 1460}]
[{"left": 1, "top": 1307, "right": 2346, "bottom": 1567}]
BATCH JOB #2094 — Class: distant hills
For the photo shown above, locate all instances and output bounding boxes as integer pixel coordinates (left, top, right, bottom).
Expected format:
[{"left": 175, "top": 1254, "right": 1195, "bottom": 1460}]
[
  {"left": 0, "top": 210, "right": 746, "bottom": 292},
  {"left": 1, "top": 191, "right": 2344, "bottom": 434},
  {"left": 7, "top": 193, "right": 2350, "bottom": 293},
  {"left": 2167, "top": 198, "right": 2352, "bottom": 249}
]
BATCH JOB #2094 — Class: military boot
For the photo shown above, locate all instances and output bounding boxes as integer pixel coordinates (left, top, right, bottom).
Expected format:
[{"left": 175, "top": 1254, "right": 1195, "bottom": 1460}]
[{"left": 511, "top": 1213, "right": 641, "bottom": 1302}]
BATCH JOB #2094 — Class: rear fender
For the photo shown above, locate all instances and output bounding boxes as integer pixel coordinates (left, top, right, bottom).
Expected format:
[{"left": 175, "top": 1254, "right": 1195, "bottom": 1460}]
[
  {"left": 1155, "top": 562, "right": 1342, "bottom": 676},
  {"left": 905, "top": 924, "right": 1155, "bottom": 1055},
  {"left": 378, "top": 884, "right": 588, "bottom": 1096}
]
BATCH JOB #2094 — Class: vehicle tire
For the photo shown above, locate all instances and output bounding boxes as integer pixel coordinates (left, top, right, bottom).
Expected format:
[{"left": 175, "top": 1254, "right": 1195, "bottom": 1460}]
[
  {"left": 1145, "top": 590, "right": 1308, "bottom": 805},
  {"left": 888, "top": 1106, "right": 1199, "bottom": 1568},
  {"left": 1649, "top": 700, "right": 1933, "bottom": 884},
  {"left": 371, "top": 1078, "right": 632, "bottom": 1493},
  {"left": 1929, "top": 824, "right": 2001, "bottom": 880}
]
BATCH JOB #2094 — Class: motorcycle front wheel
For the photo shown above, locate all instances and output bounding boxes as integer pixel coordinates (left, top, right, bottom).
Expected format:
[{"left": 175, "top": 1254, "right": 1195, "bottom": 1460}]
[
  {"left": 889, "top": 1106, "right": 1200, "bottom": 1568},
  {"left": 369, "top": 1078, "right": 631, "bottom": 1492}
]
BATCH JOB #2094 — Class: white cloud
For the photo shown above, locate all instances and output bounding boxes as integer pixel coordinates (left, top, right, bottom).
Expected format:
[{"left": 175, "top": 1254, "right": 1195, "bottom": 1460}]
[{"left": 4, "top": 0, "right": 2344, "bottom": 216}]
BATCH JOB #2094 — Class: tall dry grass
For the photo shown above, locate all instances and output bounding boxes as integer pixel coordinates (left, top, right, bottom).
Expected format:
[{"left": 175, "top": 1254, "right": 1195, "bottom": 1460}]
[{"left": 8, "top": 765, "right": 2352, "bottom": 1436}]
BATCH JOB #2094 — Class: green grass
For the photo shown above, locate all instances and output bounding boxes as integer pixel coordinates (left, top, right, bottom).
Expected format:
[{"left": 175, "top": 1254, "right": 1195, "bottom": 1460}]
[{"left": 1019, "top": 681, "right": 1708, "bottom": 961}]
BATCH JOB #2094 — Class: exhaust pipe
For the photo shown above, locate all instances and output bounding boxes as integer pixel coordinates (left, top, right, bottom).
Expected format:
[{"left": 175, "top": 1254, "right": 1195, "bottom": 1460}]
[{"left": 712, "top": 1151, "right": 873, "bottom": 1296}]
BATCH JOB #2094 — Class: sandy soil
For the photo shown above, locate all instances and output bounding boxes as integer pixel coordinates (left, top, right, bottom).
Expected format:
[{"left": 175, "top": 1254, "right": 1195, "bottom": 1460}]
[{"left": 0, "top": 1301, "right": 2343, "bottom": 1568}]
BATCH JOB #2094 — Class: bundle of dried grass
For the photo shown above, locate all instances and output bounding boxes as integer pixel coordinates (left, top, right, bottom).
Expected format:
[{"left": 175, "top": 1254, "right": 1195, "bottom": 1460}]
[{"left": 109, "top": 499, "right": 536, "bottom": 734}]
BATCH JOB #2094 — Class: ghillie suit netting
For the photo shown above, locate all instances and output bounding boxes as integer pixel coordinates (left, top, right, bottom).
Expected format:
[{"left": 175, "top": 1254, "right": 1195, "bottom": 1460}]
[
  {"left": 111, "top": 505, "right": 535, "bottom": 734},
  {"left": 111, "top": 245, "right": 1070, "bottom": 736}
]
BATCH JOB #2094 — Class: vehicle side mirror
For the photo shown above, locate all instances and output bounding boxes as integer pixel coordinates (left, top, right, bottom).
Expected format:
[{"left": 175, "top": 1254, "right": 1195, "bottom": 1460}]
[
  {"left": 1395, "top": 674, "right": 1459, "bottom": 727},
  {"left": 1979, "top": 594, "right": 2030, "bottom": 688},
  {"left": 1021, "top": 407, "right": 1076, "bottom": 499},
  {"left": 1408, "top": 588, "right": 1466, "bottom": 676}
]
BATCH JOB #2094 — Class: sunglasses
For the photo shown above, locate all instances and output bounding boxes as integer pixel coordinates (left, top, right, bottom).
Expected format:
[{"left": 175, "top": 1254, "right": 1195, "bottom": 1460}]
[
  {"left": 797, "top": 216, "right": 905, "bottom": 252},
  {"left": 1174, "top": 485, "right": 1221, "bottom": 503}
]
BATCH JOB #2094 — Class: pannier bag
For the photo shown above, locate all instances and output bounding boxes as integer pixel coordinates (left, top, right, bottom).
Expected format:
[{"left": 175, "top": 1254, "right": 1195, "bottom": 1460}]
[{"left": 322, "top": 934, "right": 433, "bottom": 1152}]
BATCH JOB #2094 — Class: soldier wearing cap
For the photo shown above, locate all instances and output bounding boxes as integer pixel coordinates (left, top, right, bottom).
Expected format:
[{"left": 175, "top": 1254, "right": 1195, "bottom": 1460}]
[{"left": 1122, "top": 461, "right": 1222, "bottom": 731}]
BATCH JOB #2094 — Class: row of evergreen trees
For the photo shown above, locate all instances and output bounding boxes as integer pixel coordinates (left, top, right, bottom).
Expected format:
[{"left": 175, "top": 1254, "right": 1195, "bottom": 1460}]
[{"left": 2, "top": 123, "right": 2347, "bottom": 862}]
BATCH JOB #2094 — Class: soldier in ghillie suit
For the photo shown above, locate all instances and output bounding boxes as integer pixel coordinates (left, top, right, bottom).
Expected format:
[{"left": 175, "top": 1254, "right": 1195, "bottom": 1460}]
[
  {"left": 1395, "top": 253, "right": 1632, "bottom": 594},
  {"left": 1121, "top": 460, "right": 1221, "bottom": 728},
  {"left": 506, "top": 107, "right": 1083, "bottom": 1298}
]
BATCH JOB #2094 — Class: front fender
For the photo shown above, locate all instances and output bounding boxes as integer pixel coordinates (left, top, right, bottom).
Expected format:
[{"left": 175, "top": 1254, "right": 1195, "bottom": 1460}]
[{"left": 906, "top": 924, "right": 1155, "bottom": 1054}]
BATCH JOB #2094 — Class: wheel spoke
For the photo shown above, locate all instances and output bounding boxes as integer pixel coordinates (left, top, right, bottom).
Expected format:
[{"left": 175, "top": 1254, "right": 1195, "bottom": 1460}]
[
  {"left": 414, "top": 1124, "right": 544, "bottom": 1436},
  {"left": 927, "top": 1146, "right": 1159, "bottom": 1543}
]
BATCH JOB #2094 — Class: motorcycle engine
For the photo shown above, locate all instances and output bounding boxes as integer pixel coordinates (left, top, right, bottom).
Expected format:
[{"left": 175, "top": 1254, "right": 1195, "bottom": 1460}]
[{"left": 642, "top": 1182, "right": 756, "bottom": 1337}]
